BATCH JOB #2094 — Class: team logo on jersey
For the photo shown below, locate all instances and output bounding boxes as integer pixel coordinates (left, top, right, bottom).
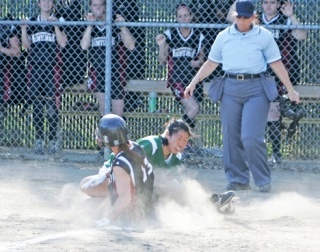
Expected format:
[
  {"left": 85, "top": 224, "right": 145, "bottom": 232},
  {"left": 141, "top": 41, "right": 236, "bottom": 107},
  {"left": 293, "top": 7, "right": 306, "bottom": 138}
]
[
  {"left": 92, "top": 37, "right": 115, "bottom": 47},
  {"left": 31, "top": 32, "right": 55, "bottom": 43},
  {"left": 172, "top": 47, "right": 196, "bottom": 58}
]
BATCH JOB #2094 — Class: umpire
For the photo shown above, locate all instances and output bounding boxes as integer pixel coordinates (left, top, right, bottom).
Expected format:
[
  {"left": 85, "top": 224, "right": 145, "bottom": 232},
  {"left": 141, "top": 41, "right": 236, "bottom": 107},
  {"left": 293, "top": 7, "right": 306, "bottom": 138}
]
[{"left": 184, "top": 0, "right": 299, "bottom": 193}]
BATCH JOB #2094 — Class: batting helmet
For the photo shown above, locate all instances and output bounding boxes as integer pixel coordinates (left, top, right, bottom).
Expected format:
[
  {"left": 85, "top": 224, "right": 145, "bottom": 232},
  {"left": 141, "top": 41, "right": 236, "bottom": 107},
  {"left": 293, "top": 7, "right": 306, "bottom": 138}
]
[{"left": 98, "top": 114, "right": 129, "bottom": 147}]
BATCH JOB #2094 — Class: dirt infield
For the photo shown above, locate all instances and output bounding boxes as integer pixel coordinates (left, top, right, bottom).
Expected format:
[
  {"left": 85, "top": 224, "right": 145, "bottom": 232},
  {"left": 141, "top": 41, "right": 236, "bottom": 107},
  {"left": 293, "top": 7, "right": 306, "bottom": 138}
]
[{"left": 1, "top": 153, "right": 320, "bottom": 252}]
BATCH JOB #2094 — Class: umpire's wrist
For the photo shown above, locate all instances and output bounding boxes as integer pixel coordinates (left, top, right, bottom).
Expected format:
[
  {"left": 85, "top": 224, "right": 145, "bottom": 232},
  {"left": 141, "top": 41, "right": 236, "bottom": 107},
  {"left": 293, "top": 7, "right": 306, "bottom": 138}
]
[{"left": 286, "top": 87, "right": 294, "bottom": 93}]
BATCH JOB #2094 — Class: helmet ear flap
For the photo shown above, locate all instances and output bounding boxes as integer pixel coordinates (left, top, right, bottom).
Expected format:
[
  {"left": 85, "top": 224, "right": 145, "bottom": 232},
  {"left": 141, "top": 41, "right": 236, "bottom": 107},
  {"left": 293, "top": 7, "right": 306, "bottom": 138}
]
[
  {"left": 98, "top": 114, "right": 129, "bottom": 147},
  {"left": 95, "top": 127, "right": 105, "bottom": 148}
]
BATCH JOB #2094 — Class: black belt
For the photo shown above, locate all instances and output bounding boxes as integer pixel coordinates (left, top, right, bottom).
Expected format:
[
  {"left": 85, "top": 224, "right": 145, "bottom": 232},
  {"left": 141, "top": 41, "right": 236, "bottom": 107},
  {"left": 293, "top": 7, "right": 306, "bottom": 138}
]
[{"left": 226, "top": 73, "right": 261, "bottom": 80}]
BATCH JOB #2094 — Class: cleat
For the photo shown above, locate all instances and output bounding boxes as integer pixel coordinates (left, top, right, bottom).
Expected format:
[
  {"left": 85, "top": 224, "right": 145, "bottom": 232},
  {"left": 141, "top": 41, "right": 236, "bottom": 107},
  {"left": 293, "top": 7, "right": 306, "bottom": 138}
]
[
  {"left": 48, "top": 140, "right": 59, "bottom": 155},
  {"left": 34, "top": 139, "right": 45, "bottom": 155},
  {"left": 211, "top": 190, "right": 236, "bottom": 214}
]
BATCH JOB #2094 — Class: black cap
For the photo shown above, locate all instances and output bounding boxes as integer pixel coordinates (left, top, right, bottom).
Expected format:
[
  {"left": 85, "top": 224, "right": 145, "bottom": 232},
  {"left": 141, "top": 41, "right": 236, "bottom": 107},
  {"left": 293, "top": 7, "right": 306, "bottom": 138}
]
[{"left": 236, "top": 1, "right": 255, "bottom": 18}]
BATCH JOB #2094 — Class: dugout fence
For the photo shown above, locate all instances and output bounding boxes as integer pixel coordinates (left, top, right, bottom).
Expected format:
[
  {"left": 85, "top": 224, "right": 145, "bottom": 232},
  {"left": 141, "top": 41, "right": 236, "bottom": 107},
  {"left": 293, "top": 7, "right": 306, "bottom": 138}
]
[{"left": 0, "top": 0, "right": 319, "bottom": 161}]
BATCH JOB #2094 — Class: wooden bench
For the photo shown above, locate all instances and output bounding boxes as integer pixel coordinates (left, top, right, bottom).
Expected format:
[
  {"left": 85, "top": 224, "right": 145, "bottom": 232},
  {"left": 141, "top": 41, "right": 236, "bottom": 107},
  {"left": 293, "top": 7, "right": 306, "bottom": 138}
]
[
  {"left": 124, "top": 79, "right": 320, "bottom": 125},
  {"left": 126, "top": 79, "right": 320, "bottom": 99},
  {"left": 62, "top": 79, "right": 320, "bottom": 123}
]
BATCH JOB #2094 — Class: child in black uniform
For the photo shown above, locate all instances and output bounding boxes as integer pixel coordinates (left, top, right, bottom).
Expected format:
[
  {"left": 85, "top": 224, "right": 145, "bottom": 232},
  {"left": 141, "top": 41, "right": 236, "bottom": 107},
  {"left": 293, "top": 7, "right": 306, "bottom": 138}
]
[{"left": 21, "top": 0, "right": 67, "bottom": 155}]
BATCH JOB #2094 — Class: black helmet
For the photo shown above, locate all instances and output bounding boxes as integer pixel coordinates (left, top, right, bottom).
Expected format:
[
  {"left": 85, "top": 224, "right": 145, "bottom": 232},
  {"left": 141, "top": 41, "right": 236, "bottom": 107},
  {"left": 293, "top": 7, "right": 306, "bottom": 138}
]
[
  {"left": 279, "top": 95, "right": 304, "bottom": 140},
  {"left": 98, "top": 114, "right": 129, "bottom": 147},
  {"left": 279, "top": 95, "right": 304, "bottom": 121}
]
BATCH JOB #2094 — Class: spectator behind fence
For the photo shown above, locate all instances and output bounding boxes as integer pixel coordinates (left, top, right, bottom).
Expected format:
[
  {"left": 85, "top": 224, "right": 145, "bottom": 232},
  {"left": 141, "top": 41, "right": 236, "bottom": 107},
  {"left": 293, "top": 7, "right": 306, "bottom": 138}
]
[
  {"left": 21, "top": 0, "right": 68, "bottom": 155},
  {"left": 0, "top": 16, "right": 21, "bottom": 126},
  {"left": 228, "top": 0, "right": 307, "bottom": 164},
  {"left": 113, "top": 0, "right": 146, "bottom": 113},
  {"left": 80, "top": 0, "right": 136, "bottom": 118},
  {"left": 155, "top": 3, "right": 205, "bottom": 132},
  {"left": 190, "top": 0, "right": 234, "bottom": 77},
  {"left": 184, "top": 0, "right": 300, "bottom": 193},
  {"left": 261, "top": 0, "right": 307, "bottom": 164},
  {"left": 0, "top": 14, "right": 21, "bottom": 120},
  {"left": 113, "top": 0, "right": 145, "bottom": 81},
  {"left": 3, "top": 24, "right": 29, "bottom": 114},
  {"left": 55, "top": 0, "right": 88, "bottom": 89},
  {"left": 80, "top": 114, "right": 154, "bottom": 225}
]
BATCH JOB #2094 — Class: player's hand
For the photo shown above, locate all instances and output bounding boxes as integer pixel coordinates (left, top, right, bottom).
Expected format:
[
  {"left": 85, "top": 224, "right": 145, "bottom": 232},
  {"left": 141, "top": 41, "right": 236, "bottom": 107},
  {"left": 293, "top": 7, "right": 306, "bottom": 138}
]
[
  {"left": 114, "top": 14, "right": 125, "bottom": 22},
  {"left": 86, "top": 13, "right": 96, "bottom": 22},
  {"left": 155, "top": 34, "right": 166, "bottom": 46},
  {"left": 98, "top": 166, "right": 111, "bottom": 176},
  {"left": 253, "top": 13, "right": 260, "bottom": 25},
  {"left": 190, "top": 60, "right": 202, "bottom": 69},
  {"left": 48, "top": 15, "right": 57, "bottom": 22},
  {"left": 280, "top": 0, "right": 294, "bottom": 18},
  {"left": 81, "top": 174, "right": 106, "bottom": 190}
]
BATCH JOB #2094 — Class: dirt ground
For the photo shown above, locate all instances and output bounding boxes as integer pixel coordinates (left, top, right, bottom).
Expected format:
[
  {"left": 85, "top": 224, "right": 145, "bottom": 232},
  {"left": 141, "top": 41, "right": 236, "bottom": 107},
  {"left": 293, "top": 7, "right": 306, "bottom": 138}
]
[{"left": 1, "top": 151, "right": 320, "bottom": 252}]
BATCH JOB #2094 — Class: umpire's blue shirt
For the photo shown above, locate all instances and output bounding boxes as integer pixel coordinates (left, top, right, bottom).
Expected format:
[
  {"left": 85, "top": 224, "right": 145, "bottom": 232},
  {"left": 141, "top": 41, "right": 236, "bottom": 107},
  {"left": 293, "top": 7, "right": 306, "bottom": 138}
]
[{"left": 208, "top": 24, "right": 281, "bottom": 74}]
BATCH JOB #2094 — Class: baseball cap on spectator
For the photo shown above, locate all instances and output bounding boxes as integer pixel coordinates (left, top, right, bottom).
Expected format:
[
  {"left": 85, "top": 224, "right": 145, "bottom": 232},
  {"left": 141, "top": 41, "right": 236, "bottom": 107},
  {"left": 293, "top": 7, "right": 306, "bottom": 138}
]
[{"left": 235, "top": 0, "right": 255, "bottom": 18}]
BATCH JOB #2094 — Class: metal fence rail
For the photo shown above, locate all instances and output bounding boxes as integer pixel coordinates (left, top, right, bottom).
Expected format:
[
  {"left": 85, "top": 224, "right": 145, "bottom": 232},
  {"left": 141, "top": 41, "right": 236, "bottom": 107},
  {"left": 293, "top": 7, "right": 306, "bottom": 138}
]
[{"left": 0, "top": 0, "right": 319, "bottom": 161}]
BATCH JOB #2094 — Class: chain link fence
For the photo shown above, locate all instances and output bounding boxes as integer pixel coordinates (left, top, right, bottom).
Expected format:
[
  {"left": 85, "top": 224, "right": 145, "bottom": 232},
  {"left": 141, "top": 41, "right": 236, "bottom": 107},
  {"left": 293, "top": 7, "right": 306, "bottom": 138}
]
[{"left": 0, "top": 0, "right": 319, "bottom": 161}]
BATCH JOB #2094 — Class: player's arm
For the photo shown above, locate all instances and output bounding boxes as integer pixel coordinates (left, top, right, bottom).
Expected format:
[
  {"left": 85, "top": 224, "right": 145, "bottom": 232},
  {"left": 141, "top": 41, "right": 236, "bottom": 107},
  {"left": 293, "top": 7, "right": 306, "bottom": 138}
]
[
  {"left": 106, "top": 166, "right": 132, "bottom": 222},
  {"left": 155, "top": 33, "right": 169, "bottom": 65},
  {"left": 116, "top": 15, "right": 136, "bottom": 51},
  {"left": 226, "top": 0, "right": 237, "bottom": 23},
  {"left": 289, "top": 15, "right": 307, "bottom": 40},
  {"left": 190, "top": 47, "right": 205, "bottom": 69},
  {"left": 80, "top": 26, "right": 92, "bottom": 50},
  {"left": 280, "top": 0, "right": 307, "bottom": 41},
  {"left": 55, "top": 28, "right": 67, "bottom": 48},
  {"left": 80, "top": 13, "right": 94, "bottom": 50},
  {"left": 49, "top": 16, "right": 68, "bottom": 48},
  {"left": 0, "top": 35, "right": 20, "bottom": 57},
  {"left": 20, "top": 19, "right": 31, "bottom": 50},
  {"left": 54, "top": 26, "right": 67, "bottom": 48}
]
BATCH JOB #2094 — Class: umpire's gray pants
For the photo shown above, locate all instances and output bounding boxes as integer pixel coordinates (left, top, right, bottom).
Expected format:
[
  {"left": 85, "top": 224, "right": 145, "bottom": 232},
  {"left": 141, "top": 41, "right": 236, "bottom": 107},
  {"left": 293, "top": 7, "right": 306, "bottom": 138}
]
[{"left": 221, "top": 78, "right": 271, "bottom": 186}]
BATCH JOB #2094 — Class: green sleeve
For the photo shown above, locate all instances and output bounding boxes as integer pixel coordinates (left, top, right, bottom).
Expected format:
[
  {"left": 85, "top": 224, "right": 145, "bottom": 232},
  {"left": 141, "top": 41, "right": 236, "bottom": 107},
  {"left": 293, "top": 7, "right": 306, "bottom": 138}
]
[
  {"left": 137, "top": 139, "right": 153, "bottom": 158},
  {"left": 103, "top": 152, "right": 115, "bottom": 168}
]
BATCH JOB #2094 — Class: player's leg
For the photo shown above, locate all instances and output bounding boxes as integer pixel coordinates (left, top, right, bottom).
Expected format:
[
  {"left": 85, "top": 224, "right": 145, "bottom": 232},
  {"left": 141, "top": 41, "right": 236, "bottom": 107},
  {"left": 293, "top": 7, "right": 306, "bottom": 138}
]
[
  {"left": 33, "top": 98, "right": 46, "bottom": 154},
  {"left": 94, "top": 92, "right": 105, "bottom": 117},
  {"left": 47, "top": 99, "right": 60, "bottom": 154},
  {"left": 111, "top": 76, "right": 125, "bottom": 119},
  {"left": 111, "top": 99, "right": 125, "bottom": 117}
]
